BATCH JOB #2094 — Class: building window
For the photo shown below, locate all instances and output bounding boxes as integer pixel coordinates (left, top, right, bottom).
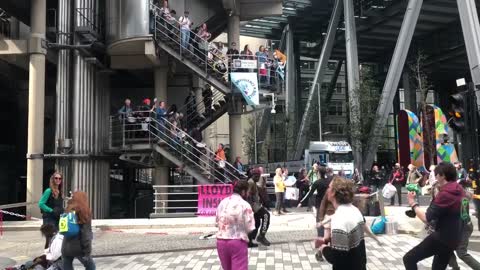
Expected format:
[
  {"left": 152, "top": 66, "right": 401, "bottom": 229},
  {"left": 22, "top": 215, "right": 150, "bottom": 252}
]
[
  {"left": 325, "top": 124, "right": 345, "bottom": 135},
  {"left": 328, "top": 100, "right": 343, "bottom": 116}
]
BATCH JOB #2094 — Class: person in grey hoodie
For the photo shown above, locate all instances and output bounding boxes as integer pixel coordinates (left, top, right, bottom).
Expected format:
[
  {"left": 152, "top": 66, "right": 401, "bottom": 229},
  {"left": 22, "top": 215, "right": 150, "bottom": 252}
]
[{"left": 61, "top": 191, "right": 95, "bottom": 270}]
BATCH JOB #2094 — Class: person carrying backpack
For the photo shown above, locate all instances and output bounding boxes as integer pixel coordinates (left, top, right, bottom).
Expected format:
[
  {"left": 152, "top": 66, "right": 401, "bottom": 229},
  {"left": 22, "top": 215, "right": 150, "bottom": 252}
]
[
  {"left": 39, "top": 172, "right": 64, "bottom": 229},
  {"left": 61, "top": 191, "right": 95, "bottom": 270}
]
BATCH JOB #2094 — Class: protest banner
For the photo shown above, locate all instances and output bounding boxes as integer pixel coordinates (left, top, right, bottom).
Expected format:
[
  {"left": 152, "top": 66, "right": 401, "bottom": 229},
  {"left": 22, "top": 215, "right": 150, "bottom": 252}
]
[{"left": 197, "top": 184, "right": 233, "bottom": 216}]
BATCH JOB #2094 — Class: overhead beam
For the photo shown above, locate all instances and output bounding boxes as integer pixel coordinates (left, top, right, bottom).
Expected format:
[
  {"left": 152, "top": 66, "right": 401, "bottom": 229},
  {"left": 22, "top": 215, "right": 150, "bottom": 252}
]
[
  {"left": 294, "top": 0, "right": 343, "bottom": 160},
  {"left": 363, "top": 0, "right": 424, "bottom": 170}
]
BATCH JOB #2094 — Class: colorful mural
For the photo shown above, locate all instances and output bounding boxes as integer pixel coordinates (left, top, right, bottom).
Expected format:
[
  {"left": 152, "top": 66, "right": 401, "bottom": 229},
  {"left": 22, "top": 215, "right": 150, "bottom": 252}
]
[
  {"left": 431, "top": 105, "right": 459, "bottom": 164},
  {"left": 406, "top": 110, "right": 425, "bottom": 170},
  {"left": 397, "top": 110, "right": 425, "bottom": 170}
]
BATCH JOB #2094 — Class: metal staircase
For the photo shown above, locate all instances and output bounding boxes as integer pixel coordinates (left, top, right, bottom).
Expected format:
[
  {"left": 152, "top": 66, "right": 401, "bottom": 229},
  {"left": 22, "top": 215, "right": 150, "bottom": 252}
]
[
  {"left": 151, "top": 3, "right": 231, "bottom": 95},
  {"left": 178, "top": 87, "right": 230, "bottom": 131},
  {"left": 109, "top": 111, "right": 244, "bottom": 184}
]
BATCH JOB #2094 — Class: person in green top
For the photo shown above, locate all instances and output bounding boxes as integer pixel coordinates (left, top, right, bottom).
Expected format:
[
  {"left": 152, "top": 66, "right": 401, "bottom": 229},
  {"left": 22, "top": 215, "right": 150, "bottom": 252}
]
[{"left": 38, "top": 172, "right": 64, "bottom": 229}]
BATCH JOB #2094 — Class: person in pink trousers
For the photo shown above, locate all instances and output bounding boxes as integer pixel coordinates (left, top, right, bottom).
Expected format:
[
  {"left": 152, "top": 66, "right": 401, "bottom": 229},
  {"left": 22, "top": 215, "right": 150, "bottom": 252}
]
[{"left": 216, "top": 181, "right": 255, "bottom": 270}]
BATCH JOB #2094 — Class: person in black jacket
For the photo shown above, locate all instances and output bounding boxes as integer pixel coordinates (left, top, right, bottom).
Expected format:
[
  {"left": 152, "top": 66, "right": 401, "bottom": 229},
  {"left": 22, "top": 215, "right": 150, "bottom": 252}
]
[
  {"left": 62, "top": 191, "right": 95, "bottom": 270},
  {"left": 38, "top": 172, "right": 64, "bottom": 229},
  {"left": 369, "top": 165, "right": 383, "bottom": 192},
  {"left": 297, "top": 167, "right": 331, "bottom": 224},
  {"left": 403, "top": 162, "right": 468, "bottom": 270}
]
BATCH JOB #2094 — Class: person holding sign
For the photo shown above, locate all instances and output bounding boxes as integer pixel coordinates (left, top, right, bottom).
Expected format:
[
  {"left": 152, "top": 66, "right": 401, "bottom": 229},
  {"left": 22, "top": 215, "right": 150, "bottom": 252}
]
[{"left": 216, "top": 181, "right": 255, "bottom": 270}]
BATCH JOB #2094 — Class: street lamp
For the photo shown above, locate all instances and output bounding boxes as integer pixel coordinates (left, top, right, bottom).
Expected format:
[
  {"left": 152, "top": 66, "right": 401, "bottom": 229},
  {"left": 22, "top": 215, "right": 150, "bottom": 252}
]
[{"left": 262, "top": 93, "right": 276, "bottom": 114}]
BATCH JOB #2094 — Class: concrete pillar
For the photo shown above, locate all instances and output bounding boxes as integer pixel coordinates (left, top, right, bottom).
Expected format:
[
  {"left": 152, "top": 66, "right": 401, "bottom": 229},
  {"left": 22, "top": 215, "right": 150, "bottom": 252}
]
[
  {"left": 192, "top": 76, "right": 205, "bottom": 115},
  {"left": 26, "top": 0, "right": 46, "bottom": 217},
  {"left": 228, "top": 14, "right": 242, "bottom": 163},
  {"left": 154, "top": 66, "right": 169, "bottom": 214},
  {"left": 154, "top": 66, "right": 168, "bottom": 102},
  {"left": 227, "top": 15, "right": 240, "bottom": 46},
  {"left": 153, "top": 166, "right": 169, "bottom": 214}
]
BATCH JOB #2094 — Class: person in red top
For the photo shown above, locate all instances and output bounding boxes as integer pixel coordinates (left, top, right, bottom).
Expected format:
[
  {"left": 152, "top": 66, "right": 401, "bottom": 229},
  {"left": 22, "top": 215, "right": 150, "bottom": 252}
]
[{"left": 389, "top": 163, "right": 405, "bottom": 206}]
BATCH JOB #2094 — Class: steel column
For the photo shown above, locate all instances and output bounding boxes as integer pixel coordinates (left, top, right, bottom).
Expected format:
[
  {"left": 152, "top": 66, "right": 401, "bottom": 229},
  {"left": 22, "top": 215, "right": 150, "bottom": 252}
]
[
  {"left": 293, "top": 0, "right": 343, "bottom": 160},
  {"left": 363, "top": 0, "right": 423, "bottom": 170},
  {"left": 26, "top": 0, "right": 47, "bottom": 218},
  {"left": 457, "top": 0, "right": 480, "bottom": 108},
  {"left": 71, "top": 0, "right": 109, "bottom": 218},
  {"left": 55, "top": 0, "right": 73, "bottom": 190},
  {"left": 344, "top": 0, "right": 362, "bottom": 171},
  {"left": 285, "top": 24, "right": 296, "bottom": 121}
]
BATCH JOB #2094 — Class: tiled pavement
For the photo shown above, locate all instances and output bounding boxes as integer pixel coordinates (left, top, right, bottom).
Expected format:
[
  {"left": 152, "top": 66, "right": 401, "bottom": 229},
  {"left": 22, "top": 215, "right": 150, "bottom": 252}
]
[{"left": 80, "top": 234, "right": 479, "bottom": 270}]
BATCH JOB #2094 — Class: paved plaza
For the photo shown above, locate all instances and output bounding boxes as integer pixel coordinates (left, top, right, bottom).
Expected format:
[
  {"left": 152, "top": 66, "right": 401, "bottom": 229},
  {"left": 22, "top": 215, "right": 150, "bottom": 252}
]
[
  {"left": 69, "top": 234, "right": 478, "bottom": 270},
  {"left": 2, "top": 209, "right": 480, "bottom": 269}
]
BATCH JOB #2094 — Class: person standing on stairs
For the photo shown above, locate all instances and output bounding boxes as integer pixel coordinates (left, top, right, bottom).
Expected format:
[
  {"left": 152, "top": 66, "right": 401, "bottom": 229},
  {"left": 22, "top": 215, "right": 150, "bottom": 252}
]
[
  {"left": 226, "top": 42, "right": 239, "bottom": 73},
  {"left": 202, "top": 85, "right": 213, "bottom": 117},
  {"left": 195, "top": 23, "right": 211, "bottom": 59},
  {"left": 179, "top": 11, "right": 192, "bottom": 50},
  {"left": 184, "top": 89, "right": 197, "bottom": 130},
  {"left": 215, "top": 143, "right": 227, "bottom": 183}
]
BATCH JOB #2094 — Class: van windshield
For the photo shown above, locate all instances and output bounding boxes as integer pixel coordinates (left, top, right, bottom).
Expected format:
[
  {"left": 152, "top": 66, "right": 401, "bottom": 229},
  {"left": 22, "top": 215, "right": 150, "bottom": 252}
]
[{"left": 329, "top": 152, "right": 354, "bottom": 163}]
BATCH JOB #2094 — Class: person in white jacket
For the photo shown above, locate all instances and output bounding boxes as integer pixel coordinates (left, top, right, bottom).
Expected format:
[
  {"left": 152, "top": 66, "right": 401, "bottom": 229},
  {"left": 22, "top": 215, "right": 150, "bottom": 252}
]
[{"left": 39, "top": 223, "right": 64, "bottom": 270}]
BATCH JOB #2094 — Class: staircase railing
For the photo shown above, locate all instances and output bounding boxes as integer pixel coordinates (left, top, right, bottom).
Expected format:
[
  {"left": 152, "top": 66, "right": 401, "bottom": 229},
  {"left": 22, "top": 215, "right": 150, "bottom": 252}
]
[
  {"left": 177, "top": 88, "right": 229, "bottom": 130},
  {"left": 150, "top": 2, "right": 282, "bottom": 91},
  {"left": 109, "top": 111, "right": 245, "bottom": 183}
]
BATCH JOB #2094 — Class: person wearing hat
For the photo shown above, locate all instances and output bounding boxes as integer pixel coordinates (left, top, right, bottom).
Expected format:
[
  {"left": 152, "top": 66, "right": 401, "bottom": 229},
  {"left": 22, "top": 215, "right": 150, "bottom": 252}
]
[
  {"left": 136, "top": 98, "right": 152, "bottom": 137},
  {"left": 178, "top": 11, "right": 192, "bottom": 50}
]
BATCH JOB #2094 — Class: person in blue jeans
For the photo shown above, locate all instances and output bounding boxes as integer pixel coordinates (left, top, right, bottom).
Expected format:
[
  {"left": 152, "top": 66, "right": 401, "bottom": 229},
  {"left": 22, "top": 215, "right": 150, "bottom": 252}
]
[
  {"left": 62, "top": 191, "right": 95, "bottom": 270},
  {"left": 178, "top": 11, "right": 192, "bottom": 50}
]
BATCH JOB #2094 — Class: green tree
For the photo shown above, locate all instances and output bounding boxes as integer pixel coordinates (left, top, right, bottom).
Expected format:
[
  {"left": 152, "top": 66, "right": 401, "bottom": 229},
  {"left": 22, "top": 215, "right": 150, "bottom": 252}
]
[
  {"left": 409, "top": 51, "right": 434, "bottom": 166},
  {"left": 242, "top": 115, "right": 257, "bottom": 164},
  {"left": 358, "top": 65, "right": 381, "bottom": 152}
]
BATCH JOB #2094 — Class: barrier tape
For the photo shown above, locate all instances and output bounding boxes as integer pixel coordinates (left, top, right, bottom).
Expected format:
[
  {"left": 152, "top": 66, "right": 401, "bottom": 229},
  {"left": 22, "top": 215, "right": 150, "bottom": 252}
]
[{"left": 0, "top": 209, "right": 41, "bottom": 221}]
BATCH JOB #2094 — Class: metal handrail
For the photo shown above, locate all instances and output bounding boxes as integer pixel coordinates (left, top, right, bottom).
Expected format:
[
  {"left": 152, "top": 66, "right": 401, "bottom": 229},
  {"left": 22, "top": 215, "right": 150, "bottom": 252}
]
[
  {"left": 148, "top": 113, "right": 243, "bottom": 182},
  {"left": 152, "top": 112, "right": 245, "bottom": 179},
  {"left": 75, "top": 8, "right": 102, "bottom": 38},
  {"left": 150, "top": 1, "right": 280, "bottom": 88},
  {"left": 109, "top": 111, "right": 243, "bottom": 183},
  {"left": 177, "top": 89, "right": 228, "bottom": 127},
  {"left": 148, "top": 119, "right": 230, "bottom": 184}
]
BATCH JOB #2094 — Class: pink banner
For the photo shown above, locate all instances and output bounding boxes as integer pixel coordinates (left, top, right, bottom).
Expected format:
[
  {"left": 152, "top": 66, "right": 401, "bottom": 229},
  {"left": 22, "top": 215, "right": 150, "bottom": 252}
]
[{"left": 197, "top": 184, "right": 233, "bottom": 216}]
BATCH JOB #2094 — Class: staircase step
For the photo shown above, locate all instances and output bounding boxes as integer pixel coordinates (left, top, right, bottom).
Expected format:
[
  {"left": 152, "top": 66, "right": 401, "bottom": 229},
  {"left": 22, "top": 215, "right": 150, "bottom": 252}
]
[
  {"left": 218, "top": 100, "right": 226, "bottom": 107},
  {"left": 213, "top": 104, "right": 221, "bottom": 111}
]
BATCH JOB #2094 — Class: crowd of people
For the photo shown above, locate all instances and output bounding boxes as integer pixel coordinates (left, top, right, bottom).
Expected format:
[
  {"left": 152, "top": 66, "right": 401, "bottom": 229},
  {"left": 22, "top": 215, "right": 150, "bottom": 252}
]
[
  {"left": 215, "top": 160, "right": 480, "bottom": 270},
  {"left": 149, "top": 0, "right": 286, "bottom": 86}
]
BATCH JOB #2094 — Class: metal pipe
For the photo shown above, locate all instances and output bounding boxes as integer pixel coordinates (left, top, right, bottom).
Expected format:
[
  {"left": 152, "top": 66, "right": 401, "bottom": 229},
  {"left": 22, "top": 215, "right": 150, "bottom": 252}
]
[
  {"left": 363, "top": 0, "right": 423, "bottom": 170},
  {"left": 293, "top": 0, "right": 343, "bottom": 160},
  {"left": 26, "top": 0, "right": 47, "bottom": 218}
]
